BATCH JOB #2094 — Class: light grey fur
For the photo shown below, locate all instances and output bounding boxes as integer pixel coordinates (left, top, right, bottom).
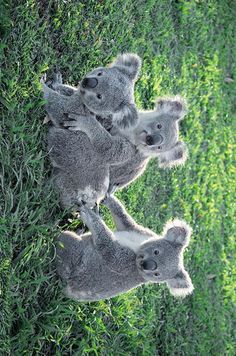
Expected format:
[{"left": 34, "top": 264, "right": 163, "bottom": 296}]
[
  {"left": 65, "top": 96, "right": 188, "bottom": 193},
  {"left": 48, "top": 117, "right": 136, "bottom": 208},
  {"left": 57, "top": 196, "right": 194, "bottom": 301},
  {"left": 108, "top": 96, "right": 188, "bottom": 192},
  {"left": 44, "top": 54, "right": 141, "bottom": 207},
  {"left": 42, "top": 53, "right": 141, "bottom": 129}
]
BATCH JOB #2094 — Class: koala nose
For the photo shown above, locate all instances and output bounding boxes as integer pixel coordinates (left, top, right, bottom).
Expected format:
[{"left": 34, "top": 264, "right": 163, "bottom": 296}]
[
  {"left": 81, "top": 77, "right": 98, "bottom": 89},
  {"left": 146, "top": 135, "right": 154, "bottom": 146},
  {"left": 142, "top": 259, "right": 157, "bottom": 271}
]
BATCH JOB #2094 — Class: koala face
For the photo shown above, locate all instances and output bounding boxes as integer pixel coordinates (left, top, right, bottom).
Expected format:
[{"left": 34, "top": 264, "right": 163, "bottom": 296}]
[
  {"left": 136, "top": 238, "right": 180, "bottom": 282},
  {"left": 134, "top": 96, "right": 188, "bottom": 161},
  {"left": 80, "top": 67, "right": 131, "bottom": 114},
  {"left": 136, "top": 219, "right": 194, "bottom": 297},
  {"left": 135, "top": 111, "right": 179, "bottom": 155},
  {"left": 79, "top": 53, "right": 142, "bottom": 129}
]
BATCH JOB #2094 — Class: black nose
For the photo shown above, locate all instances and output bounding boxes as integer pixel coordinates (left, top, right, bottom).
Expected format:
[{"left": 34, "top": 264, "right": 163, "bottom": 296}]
[
  {"left": 142, "top": 259, "right": 157, "bottom": 271},
  {"left": 146, "top": 135, "right": 154, "bottom": 146},
  {"left": 81, "top": 77, "right": 98, "bottom": 89}
]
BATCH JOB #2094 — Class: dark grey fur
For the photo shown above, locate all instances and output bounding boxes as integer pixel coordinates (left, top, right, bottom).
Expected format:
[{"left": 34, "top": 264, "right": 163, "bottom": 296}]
[
  {"left": 42, "top": 53, "right": 141, "bottom": 129},
  {"left": 43, "top": 54, "right": 141, "bottom": 207},
  {"left": 57, "top": 196, "right": 194, "bottom": 301},
  {"left": 65, "top": 96, "right": 189, "bottom": 193},
  {"left": 108, "top": 96, "right": 188, "bottom": 192}
]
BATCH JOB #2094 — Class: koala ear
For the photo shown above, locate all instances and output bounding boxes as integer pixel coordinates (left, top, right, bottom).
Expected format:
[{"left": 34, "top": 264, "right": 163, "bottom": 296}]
[
  {"left": 112, "top": 102, "right": 138, "bottom": 129},
  {"left": 167, "top": 270, "right": 194, "bottom": 297},
  {"left": 111, "top": 53, "right": 142, "bottom": 81},
  {"left": 155, "top": 96, "right": 187, "bottom": 120},
  {"left": 158, "top": 141, "right": 188, "bottom": 168},
  {"left": 163, "top": 219, "right": 192, "bottom": 248}
]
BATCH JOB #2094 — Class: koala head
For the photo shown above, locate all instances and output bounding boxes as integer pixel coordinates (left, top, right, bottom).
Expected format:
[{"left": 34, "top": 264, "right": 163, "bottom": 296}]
[
  {"left": 136, "top": 219, "right": 194, "bottom": 297},
  {"left": 79, "top": 53, "right": 141, "bottom": 129},
  {"left": 134, "top": 96, "right": 188, "bottom": 167}
]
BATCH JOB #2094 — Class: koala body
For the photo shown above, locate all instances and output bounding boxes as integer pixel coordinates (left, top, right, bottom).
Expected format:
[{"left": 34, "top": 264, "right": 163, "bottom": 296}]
[
  {"left": 44, "top": 54, "right": 141, "bottom": 207},
  {"left": 57, "top": 196, "right": 194, "bottom": 301},
  {"left": 48, "top": 119, "right": 136, "bottom": 208},
  {"left": 66, "top": 97, "right": 188, "bottom": 193},
  {"left": 107, "top": 97, "right": 188, "bottom": 192},
  {"left": 42, "top": 53, "right": 141, "bottom": 129}
]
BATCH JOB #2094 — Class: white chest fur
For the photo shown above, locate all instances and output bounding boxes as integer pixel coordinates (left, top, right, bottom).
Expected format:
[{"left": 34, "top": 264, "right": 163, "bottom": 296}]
[{"left": 114, "top": 231, "right": 151, "bottom": 253}]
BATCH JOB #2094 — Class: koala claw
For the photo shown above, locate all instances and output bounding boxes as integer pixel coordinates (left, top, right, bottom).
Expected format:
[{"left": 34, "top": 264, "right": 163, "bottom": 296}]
[
  {"left": 63, "top": 120, "right": 78, "bottom": 128},
  {"left": 40, "top": 74, "right": 47, "bottom": 84}
]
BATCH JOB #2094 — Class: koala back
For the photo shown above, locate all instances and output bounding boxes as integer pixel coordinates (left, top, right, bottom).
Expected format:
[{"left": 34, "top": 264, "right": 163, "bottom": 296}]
[
  {"left": 48, "top": 127, "right": 110, "bottom": 207},
  {"left": 57, "top": 230, "right": 143, "bottom": 301}
]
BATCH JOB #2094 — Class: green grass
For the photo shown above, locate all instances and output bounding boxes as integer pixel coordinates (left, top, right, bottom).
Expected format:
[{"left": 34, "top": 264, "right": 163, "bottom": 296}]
[{"left": 1, "top": 0, "right": 235, "bottom": 355}]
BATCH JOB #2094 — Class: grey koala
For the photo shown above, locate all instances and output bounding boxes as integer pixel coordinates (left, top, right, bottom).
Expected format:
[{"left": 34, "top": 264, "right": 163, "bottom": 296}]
[
  {"left": 65, "top": 96, "right": 188, "bottom": 194},
  {"left": 42, "top": 53, "right": 141, "bottom": 129},
  {"left": 57, "top": 195, "right": 194, "bottom": 301},
  {"left": 48, "top": 116, "right": 136, "bottom": 208},
  {"left": 44, "top": 54, "right": 141, "bottom": 208},
  {"left": 109, "top": 96, "right": 188, "bottom": 192}
]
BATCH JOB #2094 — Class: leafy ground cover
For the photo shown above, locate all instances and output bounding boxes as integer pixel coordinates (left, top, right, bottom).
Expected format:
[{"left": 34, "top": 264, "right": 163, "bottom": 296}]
[{"left": 0, "top": 0, "right": 235, "bottom": 354}]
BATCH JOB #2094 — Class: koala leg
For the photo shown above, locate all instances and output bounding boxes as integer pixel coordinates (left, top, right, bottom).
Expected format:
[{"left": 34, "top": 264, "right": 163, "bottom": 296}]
[
  {"left": 41, "top": 82, "right": 68, "bottom": 126},
  {"left": 79, "top": 204, "right": 132, "bottom": 272},
  {"left": 56, "top": 231, "right": 83, "bottom": 281},
  {"left": 79, "top": 205, "right": 114, "bottom": 242},
  {"left": 54, "top": 84, "right": 76, "bottom": 96},
  {"left": 102, "top": 195, "right": 138, "bottom": 231}
]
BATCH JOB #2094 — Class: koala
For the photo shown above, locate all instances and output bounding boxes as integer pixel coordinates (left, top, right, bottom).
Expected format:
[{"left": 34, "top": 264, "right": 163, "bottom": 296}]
[
  {"left": 48, "top": 116, "right": 136, "bottom": 208},
  {"left": 65, "top": 96, "right": 188, "bottom": 194},
  {"left": 57, "top": 195, "right": 194, "bottom": 302},
  {"left": 42, "top": 53, "right": 141, "bottom": 129},
  {"left": 44, "top": 54, "right": 141, "bottom": 208}
]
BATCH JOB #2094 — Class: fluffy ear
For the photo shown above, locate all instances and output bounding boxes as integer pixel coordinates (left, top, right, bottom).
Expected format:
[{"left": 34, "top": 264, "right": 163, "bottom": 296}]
[
  {"left": 163, "top": 219, "right": 192, "bottom": 248},
  {"left": 155, "top": 96, "right": 187, "bottom": 120},
  {"left": 167, "top": 270, "right": 194, "bottom": 297},
  {"left": 111, "top": 53, "right": 142, "bottom": 80},
  {"left": 112, "top": 102, "right": 138, "bottom": 129},
  {"left": 158, "top": 141, "right": 188, "bottom": 168}
]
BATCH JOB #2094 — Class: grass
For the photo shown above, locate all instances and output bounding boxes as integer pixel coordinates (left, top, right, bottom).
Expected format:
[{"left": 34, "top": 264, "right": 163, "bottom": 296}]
[{"left": 1, "top": 0, "right": 235, "bottom": 354}]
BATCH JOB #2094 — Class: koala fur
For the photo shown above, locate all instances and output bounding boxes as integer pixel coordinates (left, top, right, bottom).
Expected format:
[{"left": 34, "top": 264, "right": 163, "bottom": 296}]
[
  {"left": 48, "top": 117, "right": 136, "bottom": 208},
  {"left": 107, "top": 96, "right": 188, "bottom": 192},
  {"left": 64, "top": 96, "right": 188, "bottom": 193},
  {"left": 44, "top": 54, "right": 141, "bottom": 208},
  {"left": 57, "top": 195, "right": 194, "bottom": 301},
  {"left": 42, "top": 53, "right": 141, "bottom": 129}
]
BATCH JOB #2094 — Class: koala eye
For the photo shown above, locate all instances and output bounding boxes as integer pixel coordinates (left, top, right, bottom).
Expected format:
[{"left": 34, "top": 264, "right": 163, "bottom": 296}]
[
  {"left": 97, "top": 72, "right": 103, "bottom": 76},
  {"left": 97, "top": 94, "right": 102, "bottom": 99},
  {"left": 157, "top": 146, "right": 162, "bottom": 150},
  {"left": 157, "top": 124, "right": 162, "bottom": 129},
  {"left": 154, "top": 272, "right": 160, "bottom": 277},
  {"left": 154, "top": 250, "right": 159, "bottom": 255}
]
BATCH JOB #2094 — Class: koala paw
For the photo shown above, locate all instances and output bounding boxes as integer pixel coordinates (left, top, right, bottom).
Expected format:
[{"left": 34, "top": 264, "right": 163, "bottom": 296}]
[
  {"left": 51, "top": 72, "right": 63, "bottom": 89},
  {"left": 63, "top": 113, "right": 95, "bottom": 132},
  {"left": 63, "top": 118, "right": 80, "bottom": 130},
  {"left": 101, "top": 193, "right": 115, "bottom": 207}
]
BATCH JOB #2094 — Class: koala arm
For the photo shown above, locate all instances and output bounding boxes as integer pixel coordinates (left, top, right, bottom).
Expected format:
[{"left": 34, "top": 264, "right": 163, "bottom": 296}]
[
  {"left": 102, "top": 195, "right": 154, "bottom": 237},
  {"left": 102, "top": 195, "right": 138, "bottom": 231},
  {"left": 50, "top": 72, "right": 77, "bottom": 96},
  {"left": 79, "top": 205, "right": 134, "bottom": 272},
  {"left": 65, "top": 114, "right": 136, "bottom": 164},
  {"left": 53, "top": 84, "right": 76, "bottom": 96}
]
